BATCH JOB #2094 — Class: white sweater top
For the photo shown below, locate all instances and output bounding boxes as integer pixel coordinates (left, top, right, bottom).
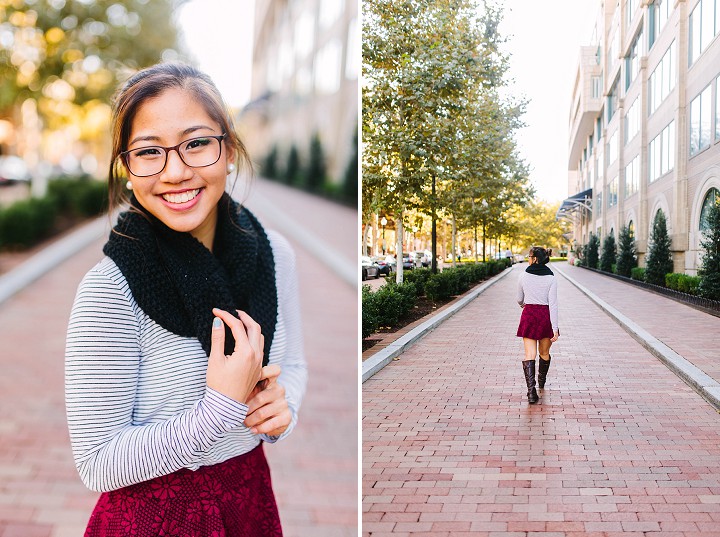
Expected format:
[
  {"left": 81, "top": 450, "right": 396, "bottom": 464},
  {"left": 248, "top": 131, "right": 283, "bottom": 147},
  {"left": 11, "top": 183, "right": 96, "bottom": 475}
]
[
  {"left": 65, "top": 230, "right": 307, "bottom": 492},
  {"left": 516, "top": 269, "right": 559, "bottom": 331}
]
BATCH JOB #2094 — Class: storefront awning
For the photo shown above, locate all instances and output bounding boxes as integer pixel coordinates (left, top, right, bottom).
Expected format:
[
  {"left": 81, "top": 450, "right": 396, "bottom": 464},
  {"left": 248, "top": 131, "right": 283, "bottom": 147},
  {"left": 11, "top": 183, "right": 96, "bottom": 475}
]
[{"left": 556, "top": 188, "right": 592, "bottom": 221}]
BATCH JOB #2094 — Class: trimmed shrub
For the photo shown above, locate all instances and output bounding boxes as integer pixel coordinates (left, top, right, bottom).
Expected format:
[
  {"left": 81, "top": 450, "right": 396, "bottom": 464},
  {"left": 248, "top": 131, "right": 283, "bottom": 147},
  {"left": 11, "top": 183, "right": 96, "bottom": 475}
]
[
  {"left": 665, "top": 273, "right": 681, "bottom": 290},
  {"left": 645, "top": 210, "right": 674, "bottom": 286},
  {"left": 586, "top": 233, "right": 600, "bottom": 269},
  {"left": 616, "top": 225, "right": 638, "bottom": 277},
  {"left": 402, "top": 267, "right": 432, "bottom": 295},
  {"left": 599, "top": 233, "right": 617, "bottom": 272},
  {"left": 262, "top": 145, "right": 279, "bottom": 180},
  {"left": 341, "top": 128, "right": 358, "bottom": 207},
  {"left": 698, "top": 198, "right": 720, "bottom": 300},
  {"left": 630, "top": 267, "right": 646, "bottom": 281},
  {"left": 283, "top": 145, "right": 303, "bottom": 186},
  {"left": 425, "top": 270, "right": 458, "bottom": 301},
  {"left": 305, "top": 133, "right": 326, "bottom": 193},
  {"left": 0, "top": 196, "right": 57, "bottom": 248},
  {"left": 361, "top": 285, "right": 380, "bottom": 339}
]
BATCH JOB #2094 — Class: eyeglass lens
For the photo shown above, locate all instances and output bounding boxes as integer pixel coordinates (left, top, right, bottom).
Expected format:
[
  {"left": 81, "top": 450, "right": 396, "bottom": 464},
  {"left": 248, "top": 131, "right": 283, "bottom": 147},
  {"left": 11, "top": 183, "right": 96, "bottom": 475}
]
[{"left": 125, "top": 136, "right": 222, "bottom": 177}]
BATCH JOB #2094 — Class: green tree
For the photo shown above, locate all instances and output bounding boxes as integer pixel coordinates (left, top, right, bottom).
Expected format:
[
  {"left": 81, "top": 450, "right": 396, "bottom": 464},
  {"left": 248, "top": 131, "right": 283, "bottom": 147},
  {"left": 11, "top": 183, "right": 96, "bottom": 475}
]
[
  {"left": 586, "top": 232, "right": 600, "bottom": 269},
  {"left": 698, "top": 199, "right": 720, "bottom": 300},
  {"left": 342, "top": 127, "right": 358, "bottom": 207},
  {"left": 599, "top": 233, "right": 617, "bottom": 272},
  {"left": 363, "top": 0, "right": 529, "bottom": 278},
  {"left": 0, "top": 0, "right": 181, "bottom": 116},
  {"left": 511, "top": 199, "right": 569, "bottom": 253},
  {"left": 262, "top": 145, "right": 279, "bottom": 180},
  {"left": 305, "top": 132, "right": 326, "bottom": 193},
  {"left": 283, "top": 145, "right": 302, "bottom": 186},
  {"left": 616, "top": 225, "right": 637, "bottom": 277},
  {"left": 645, "top": 209, "right": 674, "bottom": 286}
]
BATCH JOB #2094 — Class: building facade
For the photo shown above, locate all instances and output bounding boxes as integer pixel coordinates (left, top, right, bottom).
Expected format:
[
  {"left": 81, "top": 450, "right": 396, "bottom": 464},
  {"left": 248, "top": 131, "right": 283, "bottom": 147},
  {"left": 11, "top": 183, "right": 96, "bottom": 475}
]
[
  {"left": 240, "top": 0, "right": 358, "bottom": 184},
  {"left": 562, "top": 0, "right": 720, "bottom": 274}
]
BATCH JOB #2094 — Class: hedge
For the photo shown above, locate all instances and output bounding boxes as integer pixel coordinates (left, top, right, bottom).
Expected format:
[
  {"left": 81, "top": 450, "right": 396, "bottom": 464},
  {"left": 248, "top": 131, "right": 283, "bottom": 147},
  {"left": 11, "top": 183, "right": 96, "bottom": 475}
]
[
  {"left": 363, "top": 260, "right": 509, "bottom": 338},
  {"left": 665, "top": 272, "right": 701, "bottom": 295},
  {"left": 0, "top": 176, "right": 108, "bottom": 250}
]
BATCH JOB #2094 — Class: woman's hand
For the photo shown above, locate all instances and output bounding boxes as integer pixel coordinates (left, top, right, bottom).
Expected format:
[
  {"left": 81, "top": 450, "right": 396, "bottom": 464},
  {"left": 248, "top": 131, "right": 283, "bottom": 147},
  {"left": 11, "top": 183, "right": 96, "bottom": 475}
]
[
  {"left": 551, "top": 329, "right": 560, "bottom": 343},
  {"left": 206, "top": 308, "right": 264, "bottom": 404},
  {"left": 244, "top": 364, "right": 292, "bottom": 437}
]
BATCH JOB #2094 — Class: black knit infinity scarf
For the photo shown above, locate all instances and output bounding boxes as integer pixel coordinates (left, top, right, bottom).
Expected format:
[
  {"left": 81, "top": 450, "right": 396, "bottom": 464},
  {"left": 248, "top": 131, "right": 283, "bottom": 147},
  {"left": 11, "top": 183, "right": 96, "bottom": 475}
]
[
  {"left": 525, "top": 263, "right": 553, "bottom": 276},
  {"left": 103, "top": 193, "right": 277, "bottom": 365}
]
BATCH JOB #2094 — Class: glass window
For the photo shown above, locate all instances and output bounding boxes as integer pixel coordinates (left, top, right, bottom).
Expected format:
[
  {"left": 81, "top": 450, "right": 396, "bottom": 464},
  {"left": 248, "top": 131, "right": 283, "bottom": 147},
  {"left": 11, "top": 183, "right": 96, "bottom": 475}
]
[
  {"left": 597, "top": 147, "right": 604, "bottom": 181},
  {"left": 626, "top": 31, "right": 642, "bottom": 90},
  {"left": 314, "top": 39, "right": 342, "bottom": 94},
  {"left": 625, "top": 98, "right": 640, "bottom": 143},
  {"left": 596, "top": 191, "right": 603, "bottom": 215},
  {"left": 700, "top": 187, "right": 720, "bottom": 230},
  {"left": 650, "top": 0, "right": 672, "bottom": 48},
  {"left": 625, "top": 156, "right": 639, "bottom": 197},
  {"left": 690, "top": 85, "right": 712, "bottom": 155},
  {"left": 649, "top": 41, "right": 676, "bottom": 115},
  {"left": 689, "top": 0, "right": 718, "bottom": 65},
  {"left": 716, "top": 75, "right": 720, "bottom": 140},
  {"left": 608, "top": 131, "right": 618, "bottom": 165},
  {"left": 607, "top": 77, "right": 619, "bottom": 122},
  {"left": 345, "top": 17, "right": 358, "bottom": 80},
  {"left": 592, "top": 76, "right": 602, "bottom": 98},
  {"left": 649, "top": 120, "right": 676, "bottom": 180},
  {"left": 608, "top": 177, "right": 618, "bottom": 207},
  {"left": 626, "top": 0, "right": 640, "bottom": 28}
]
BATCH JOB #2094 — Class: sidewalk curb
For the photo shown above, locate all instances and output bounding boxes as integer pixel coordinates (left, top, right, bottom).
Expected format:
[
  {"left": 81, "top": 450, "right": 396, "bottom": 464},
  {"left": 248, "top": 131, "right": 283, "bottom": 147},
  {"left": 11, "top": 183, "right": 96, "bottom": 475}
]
[
  {"left": 0, "top": 216, "right": 109, "bottom": 306},
  {"left": 242, "top": 189, "right": 356, "bottom": 289},
  {"left": 362, "top": 266, "right": 514, "bottom": 383},
  {"left": 555, "top": 265, "right": 720, "bottom": 412}
]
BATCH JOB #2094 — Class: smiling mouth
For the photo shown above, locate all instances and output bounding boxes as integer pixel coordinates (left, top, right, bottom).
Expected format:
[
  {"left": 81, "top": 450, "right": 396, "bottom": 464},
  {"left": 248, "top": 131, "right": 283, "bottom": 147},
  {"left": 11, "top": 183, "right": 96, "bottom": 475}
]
[{"left": 161, "top": 189, "right": 200, "bottom": 204}]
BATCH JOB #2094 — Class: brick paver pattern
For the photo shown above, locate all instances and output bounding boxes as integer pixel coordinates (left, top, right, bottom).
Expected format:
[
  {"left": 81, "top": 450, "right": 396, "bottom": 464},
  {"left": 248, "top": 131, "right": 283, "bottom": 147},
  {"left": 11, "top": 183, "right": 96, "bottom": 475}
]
[
  {"left": 0, "top": 179, "right": 358, "bottom": 537},
  {"left": 363, "top": 263, "right": 720, "bottom": 536}
]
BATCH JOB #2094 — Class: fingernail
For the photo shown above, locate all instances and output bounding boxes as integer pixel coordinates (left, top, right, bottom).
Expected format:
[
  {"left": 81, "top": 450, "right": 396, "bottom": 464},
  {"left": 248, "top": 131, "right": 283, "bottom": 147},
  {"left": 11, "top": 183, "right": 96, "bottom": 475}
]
[{"left": 213, "top": 317, "right": 222, "bottom": 329}]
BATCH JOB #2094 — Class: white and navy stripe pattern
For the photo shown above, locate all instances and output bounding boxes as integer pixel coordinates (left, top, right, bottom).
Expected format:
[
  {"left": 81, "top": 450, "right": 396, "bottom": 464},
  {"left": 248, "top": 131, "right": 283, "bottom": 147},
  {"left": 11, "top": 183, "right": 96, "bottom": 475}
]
[
  {"left": 516, "top": 271, "right": 559, "bottom": 330},
  {"left": 65, "top": 231, "right": 307, "bottom": 492}
]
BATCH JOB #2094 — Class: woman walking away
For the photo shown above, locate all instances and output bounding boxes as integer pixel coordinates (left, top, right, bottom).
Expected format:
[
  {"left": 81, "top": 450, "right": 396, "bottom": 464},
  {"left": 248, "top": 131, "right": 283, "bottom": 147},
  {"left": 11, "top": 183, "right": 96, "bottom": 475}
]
[
  {"left": 65, "top": 62, "right": 307, "bottom": 536},
  {"left": 516, "top": 246, "right": 559, "bottom": 403}
]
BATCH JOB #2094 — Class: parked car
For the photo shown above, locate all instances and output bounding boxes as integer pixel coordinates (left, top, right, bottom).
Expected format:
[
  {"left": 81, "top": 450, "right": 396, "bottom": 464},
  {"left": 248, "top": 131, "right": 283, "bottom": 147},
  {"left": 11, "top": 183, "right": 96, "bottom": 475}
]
[
  {"left": 401, "top": 254, "right": 415, "bottom": 270},
  {"left": 362, "top": 256, "right": 380, "bottom": 280},
  {"left": 372, "top": 255, "right": 395, "bottom": 276},
  {"left": 0, "top": 155, "right": 31, "bottom": 185}
]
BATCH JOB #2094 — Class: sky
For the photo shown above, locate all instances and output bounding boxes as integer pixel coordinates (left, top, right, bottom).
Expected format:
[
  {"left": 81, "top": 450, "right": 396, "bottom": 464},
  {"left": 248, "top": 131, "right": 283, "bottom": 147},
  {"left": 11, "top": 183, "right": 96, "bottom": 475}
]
[
  {"left": 175, "top": 0, "right": 256, "bottom": 108},
  {"left": 498, "top": 0, "right": 599, "bottom": 204},
  {"left": 176, "top": 0, "right": 599, "bottom": 204}
]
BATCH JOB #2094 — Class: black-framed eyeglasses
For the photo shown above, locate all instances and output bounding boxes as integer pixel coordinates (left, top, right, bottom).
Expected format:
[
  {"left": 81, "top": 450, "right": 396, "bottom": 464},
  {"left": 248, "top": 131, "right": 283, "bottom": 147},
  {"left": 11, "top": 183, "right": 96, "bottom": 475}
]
[{"left": 120, "top": 133, "right": 226, "bottom": 177}]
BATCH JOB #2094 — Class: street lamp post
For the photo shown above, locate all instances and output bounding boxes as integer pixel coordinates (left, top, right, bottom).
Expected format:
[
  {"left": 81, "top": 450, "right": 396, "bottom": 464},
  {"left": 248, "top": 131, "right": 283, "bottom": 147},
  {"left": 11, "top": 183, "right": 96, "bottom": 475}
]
[{"left": 381, "top": 217, "right": 387, "bottom": 254}]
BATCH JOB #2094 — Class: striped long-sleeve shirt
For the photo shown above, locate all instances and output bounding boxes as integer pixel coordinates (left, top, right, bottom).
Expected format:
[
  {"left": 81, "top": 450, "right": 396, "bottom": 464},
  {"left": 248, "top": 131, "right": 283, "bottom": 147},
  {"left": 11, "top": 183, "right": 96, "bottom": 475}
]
[
  {"left": 65, "top": 230, "right": 307, "bottom": 492},
  {"left": 516, "top": 270, "right": 559, "bottom": 331}
]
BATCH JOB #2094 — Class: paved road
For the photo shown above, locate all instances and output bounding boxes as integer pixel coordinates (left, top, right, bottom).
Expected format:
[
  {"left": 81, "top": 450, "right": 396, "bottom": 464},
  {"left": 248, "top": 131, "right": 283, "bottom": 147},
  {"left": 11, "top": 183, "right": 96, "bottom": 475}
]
[
  {"left": 363, "top": 262, "right": 720, "bottom": 536},
  {"left": 0, "top": 178, "right": 358, "bottom": 537}
]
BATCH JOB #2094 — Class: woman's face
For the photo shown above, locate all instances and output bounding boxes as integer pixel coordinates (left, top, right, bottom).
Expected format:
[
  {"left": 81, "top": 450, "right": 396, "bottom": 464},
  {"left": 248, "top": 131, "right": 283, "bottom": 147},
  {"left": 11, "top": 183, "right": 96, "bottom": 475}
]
[{"left": 125, "top": 87, "right": 232, "bottom": 247}]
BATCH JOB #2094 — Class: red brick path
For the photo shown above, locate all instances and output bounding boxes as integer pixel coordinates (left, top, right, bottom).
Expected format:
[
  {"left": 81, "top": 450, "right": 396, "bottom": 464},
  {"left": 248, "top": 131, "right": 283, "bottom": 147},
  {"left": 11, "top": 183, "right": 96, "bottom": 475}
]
[
  {"left": 363, "top": 262, "right": 720, "bottom": 536},
  {"left": 0, "top": 179, "right": 358, "bottom": 537}
]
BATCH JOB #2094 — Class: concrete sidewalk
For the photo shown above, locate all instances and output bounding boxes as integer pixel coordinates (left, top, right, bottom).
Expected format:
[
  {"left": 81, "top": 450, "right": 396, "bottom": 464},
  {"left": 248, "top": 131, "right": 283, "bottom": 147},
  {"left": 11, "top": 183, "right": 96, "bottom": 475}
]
[
  {"left": 0, "top": 179, "right": 358, "bottom": 537},
  {"left": 363, "top": 262, "right": 720, "bottom": 536}
]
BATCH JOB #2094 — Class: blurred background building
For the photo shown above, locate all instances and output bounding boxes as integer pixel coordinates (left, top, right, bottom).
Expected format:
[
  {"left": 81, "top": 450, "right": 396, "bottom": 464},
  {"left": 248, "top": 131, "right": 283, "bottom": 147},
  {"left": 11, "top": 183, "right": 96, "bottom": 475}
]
[
  {"left": 561, "top": 0, "right": 720, "bottom": 274},
  {"left": 240, "top": 0, "right": 358, "bottom": 200}
]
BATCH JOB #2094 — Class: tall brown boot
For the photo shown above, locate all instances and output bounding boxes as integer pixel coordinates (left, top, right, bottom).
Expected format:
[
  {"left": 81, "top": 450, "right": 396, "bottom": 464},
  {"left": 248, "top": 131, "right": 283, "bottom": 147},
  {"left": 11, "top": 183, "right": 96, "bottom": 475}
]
[
  {"left": 538, "top": 355, "right": 551, "bottom": 389},
  {"left": 522, "top": 360, "right": 538, "bottom": 404}
]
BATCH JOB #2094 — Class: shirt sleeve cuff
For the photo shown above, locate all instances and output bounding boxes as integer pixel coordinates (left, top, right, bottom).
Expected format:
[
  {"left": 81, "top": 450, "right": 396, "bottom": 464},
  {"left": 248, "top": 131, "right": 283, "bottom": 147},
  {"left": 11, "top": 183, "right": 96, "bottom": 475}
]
[{"left": 201, "top": 387, "right": 249, "bottom": 431}]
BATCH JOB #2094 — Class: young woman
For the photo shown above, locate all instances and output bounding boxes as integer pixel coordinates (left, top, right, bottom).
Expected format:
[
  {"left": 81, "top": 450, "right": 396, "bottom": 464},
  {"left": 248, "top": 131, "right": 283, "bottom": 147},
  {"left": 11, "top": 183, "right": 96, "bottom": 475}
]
[
  {"left": 516, "top": 246, "right": 559, "bottom": 403},
  {"left": 65, "top": 63, "right": 307, "bottom": 536}
]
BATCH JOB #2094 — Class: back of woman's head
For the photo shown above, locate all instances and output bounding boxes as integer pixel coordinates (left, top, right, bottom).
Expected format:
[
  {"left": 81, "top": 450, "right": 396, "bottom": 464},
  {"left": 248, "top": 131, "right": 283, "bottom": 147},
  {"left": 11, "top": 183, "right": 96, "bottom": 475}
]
[
  {"left": 108, "top": 62, "right": 250, "bottom": 208},
  {"left": 529, "top": 246, "right": 552, "bottom": 265}
]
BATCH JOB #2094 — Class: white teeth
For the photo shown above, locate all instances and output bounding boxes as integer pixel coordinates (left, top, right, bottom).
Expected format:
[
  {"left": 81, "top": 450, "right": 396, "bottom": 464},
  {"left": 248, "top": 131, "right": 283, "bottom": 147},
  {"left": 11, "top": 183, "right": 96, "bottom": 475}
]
[{"left": 162, "top": 189, "right": 200, "bottom": 204}]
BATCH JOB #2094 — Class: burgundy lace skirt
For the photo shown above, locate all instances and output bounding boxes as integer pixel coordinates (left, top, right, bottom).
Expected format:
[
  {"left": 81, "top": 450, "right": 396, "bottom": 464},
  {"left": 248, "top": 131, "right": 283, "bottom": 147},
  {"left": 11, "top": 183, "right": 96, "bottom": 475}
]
[
  {"left": 517, "top": 304, "right": 553, "bottom": 340},
  {"left": 84, "top": 444, "right": 282, "bottom": 537}
]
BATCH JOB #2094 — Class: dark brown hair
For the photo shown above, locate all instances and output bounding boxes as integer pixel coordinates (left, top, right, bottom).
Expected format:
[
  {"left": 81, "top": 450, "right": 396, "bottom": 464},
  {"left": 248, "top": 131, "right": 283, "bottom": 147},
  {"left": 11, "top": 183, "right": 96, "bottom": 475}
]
[
  {"left": 528, "top": 246, "right": 552, "bottom": 265},
  {"left": 108, "top": 62, "right": 251, "bottom": 209}
]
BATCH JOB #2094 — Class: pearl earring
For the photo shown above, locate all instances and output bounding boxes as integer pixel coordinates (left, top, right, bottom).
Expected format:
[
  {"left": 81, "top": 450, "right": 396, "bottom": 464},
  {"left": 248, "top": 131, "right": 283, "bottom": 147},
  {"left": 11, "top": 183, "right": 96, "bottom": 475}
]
[
  {"left": 227, "top": 162, "right": 236, "bottom": 174},
  {"left": 126, "top": 180, "right": 133, "bottom": 190}
]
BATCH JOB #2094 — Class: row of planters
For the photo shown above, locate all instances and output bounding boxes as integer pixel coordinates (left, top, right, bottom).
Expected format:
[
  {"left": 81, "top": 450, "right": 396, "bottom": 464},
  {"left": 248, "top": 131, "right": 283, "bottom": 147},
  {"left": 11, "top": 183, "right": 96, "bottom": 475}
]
[
  {"left": 574, "top": 203, "right": 720, "bottom": 301},
  {"left": 362, "top": 258, "right": 511, "bottom": 339},
  {"left": 0, "top": 176, "right": 108, "bottom": 250}
]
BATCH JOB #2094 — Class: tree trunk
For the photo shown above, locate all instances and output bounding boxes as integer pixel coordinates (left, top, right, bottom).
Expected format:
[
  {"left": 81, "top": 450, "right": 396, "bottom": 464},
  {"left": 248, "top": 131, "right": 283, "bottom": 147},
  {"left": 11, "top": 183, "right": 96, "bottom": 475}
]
[
  {"left": 482, "top": 221, "right": 486, "bottom": 262},
  {"left": 395, "top": 211, "right": 404, "bottom": 283},
  {"left": 451, "top": 215, "right": 457, "bottom": 268}
]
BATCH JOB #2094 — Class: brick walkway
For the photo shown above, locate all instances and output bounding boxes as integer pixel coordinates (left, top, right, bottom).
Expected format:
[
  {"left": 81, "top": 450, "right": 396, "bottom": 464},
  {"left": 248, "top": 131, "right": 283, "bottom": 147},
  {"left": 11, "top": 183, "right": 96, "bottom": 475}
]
[
  {"left": 363, "top": 262, "right": 720, "bottom": 536},
  {"left": 0, "top": 179, "right": 358, "bottom": 537}
]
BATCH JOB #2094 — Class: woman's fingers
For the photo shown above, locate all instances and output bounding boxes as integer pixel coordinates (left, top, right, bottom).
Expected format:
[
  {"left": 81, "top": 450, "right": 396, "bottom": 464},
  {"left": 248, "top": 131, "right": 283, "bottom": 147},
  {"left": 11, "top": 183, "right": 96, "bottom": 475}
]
[{"left": 212, "top": 308, "right": 250, "bottom": 353}]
